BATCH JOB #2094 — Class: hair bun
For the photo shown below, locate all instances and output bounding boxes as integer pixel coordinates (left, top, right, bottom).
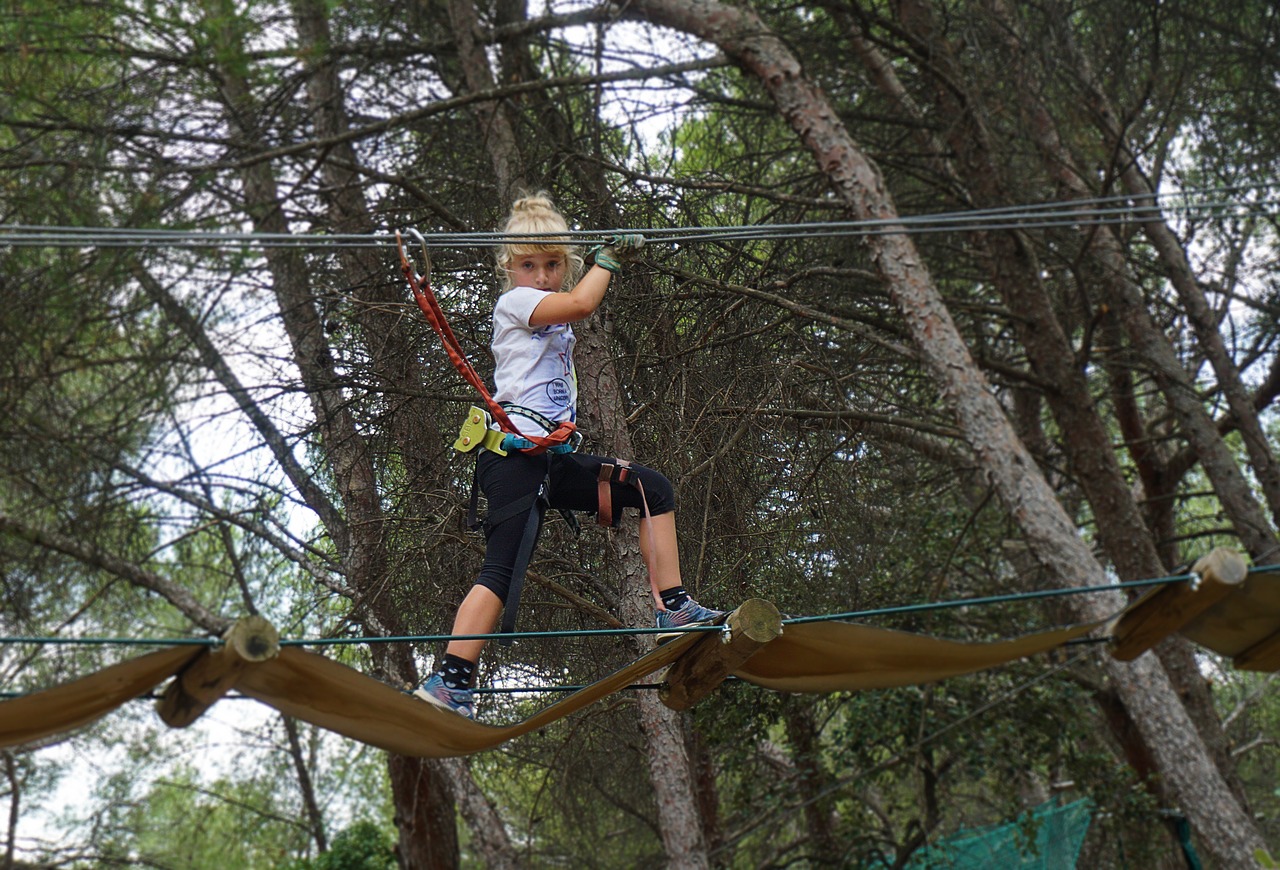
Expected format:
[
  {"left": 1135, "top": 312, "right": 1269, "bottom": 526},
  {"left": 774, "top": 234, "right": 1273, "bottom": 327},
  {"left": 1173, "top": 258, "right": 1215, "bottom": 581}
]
[{"left": 509, "top": 192, "right": 557, "bottom": 219}]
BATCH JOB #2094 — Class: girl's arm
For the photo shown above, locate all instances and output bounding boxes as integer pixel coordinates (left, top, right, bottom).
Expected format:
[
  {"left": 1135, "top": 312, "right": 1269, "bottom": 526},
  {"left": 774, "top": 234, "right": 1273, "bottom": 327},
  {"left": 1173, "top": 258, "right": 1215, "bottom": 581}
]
[{"left": 529, "top": 265, "right": 614, "bottom": 326}]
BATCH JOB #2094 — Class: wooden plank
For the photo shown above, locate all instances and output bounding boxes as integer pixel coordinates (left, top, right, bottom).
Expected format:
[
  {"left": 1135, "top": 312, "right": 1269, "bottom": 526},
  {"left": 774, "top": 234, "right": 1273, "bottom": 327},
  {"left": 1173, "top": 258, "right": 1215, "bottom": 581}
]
[
  {"left": 1234, "top": 630, "right": 1280, "bottom": 672},
  {"left": 0, "top": 647, "right": 200, "bottom": 749},
  {"left": 659, "top": 599, "right": 782, "bottom": 711},
  {"left": 1110, "top": 548, "right": 1248, "bottom": 662},
  {"left": 157, "top": 615, "right": 280, "bottom": 728}
]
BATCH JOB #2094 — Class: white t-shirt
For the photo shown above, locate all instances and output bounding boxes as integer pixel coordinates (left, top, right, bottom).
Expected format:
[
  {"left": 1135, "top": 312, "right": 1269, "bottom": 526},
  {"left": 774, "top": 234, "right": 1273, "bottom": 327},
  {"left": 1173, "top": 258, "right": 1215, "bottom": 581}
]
[{"left": 490, "top": 286, "right": 577, "bottom": 431}]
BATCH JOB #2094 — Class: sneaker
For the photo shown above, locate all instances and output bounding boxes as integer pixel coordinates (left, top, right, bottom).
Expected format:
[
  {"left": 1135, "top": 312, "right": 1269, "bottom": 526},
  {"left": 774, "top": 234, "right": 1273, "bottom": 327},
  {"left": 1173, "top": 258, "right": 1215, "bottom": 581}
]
[
  {"left": 655, "top": 597, "right": 727, "bottom": 630},
  {"left": 411, "top": 673, "right": 475, "bottom": 719}
]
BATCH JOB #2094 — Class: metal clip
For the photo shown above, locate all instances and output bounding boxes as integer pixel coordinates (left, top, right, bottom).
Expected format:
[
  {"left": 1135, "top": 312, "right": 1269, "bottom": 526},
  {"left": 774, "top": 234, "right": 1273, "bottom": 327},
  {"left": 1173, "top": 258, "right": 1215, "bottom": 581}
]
[
  {"left": 719, "top": 623, "right": 733, "bottom": 644},
  {"left": 395, "top": 227, "right": 432, "bottom": 286},
  {"left": 1188, "top": 570, "right": 1202, "bottom": 592}
]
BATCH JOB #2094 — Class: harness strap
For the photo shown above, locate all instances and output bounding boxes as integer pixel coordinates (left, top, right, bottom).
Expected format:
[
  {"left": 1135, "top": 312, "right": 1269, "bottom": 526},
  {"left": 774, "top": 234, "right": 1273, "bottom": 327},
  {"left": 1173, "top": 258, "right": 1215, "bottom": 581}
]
[
  {"left": 494, "top": 479, "right": 548, "bottom": 643},
  {"left": 467, "top": 463, "right": 548, "bottom": 641},
  {"left": 498, "top": 403, "right": 580, "bottom": 454},
  {"left": 467, "top": 456, "right": 577, "bottom": 639},
  {"left": 502, "top": 434, "right": 577, "bottom": 454},
  {"left": 596, "top": 460, "right": 630, "bottom": 528}
]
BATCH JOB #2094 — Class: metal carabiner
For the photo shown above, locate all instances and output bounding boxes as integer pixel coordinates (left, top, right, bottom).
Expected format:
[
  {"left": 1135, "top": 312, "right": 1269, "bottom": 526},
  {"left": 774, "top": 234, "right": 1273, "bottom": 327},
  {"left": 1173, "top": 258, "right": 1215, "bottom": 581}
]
[{"left": 395, "top": 227, "right": 432, "bottom": 285}]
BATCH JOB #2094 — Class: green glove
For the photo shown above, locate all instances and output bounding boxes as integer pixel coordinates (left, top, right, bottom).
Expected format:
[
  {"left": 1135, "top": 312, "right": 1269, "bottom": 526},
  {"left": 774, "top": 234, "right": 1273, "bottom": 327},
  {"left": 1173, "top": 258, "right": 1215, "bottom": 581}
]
[{"left": 588, "top": 233, "right": 645, "bottom": 274}]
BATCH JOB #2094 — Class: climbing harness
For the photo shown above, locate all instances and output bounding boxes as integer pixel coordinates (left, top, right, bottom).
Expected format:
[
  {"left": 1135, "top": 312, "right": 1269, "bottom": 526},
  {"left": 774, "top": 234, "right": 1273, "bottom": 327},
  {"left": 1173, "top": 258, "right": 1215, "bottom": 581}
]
[{"left": 493, "top": 404, "right": 583, "bottom": 455}]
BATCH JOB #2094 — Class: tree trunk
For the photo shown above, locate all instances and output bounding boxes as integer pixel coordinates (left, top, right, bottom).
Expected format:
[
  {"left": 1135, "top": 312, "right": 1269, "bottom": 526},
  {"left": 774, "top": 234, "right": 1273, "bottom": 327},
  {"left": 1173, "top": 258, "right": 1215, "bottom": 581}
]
[
  {"left": 3, "top": 750, "right": 18, "bottom": 870},
  {"left": 686, "top": 727, "right": 725, "bottom": 860},
  {"left": 621, "top": 1, "right": 1269, "bottom": 864},
  {"left": 282, "top": 716, "right": 328, "bottom": 853},
  {"left": 983, "top": 0, "right": 1279, "bottom": 565},
  {"left": 781, "top": 699, "right": 841, "bottom": 865},
  {"left": 388, "top": 756, "right": 461, "bottom": 870},
  {"left": 440, "top": 758, "right": 521, "bottom": 869},
  {"left": 203, "top": 2, "right": 461, "bottom": 864},
  {"left": 1049, "top": 0, "right": 1280, "bottom": 528},
  {"left": 576, "top": 311, "right": 711, "bottom": 869},
  {"left": 290, "top": 2, "right": 486, "bottom": 862},
  {"left": 444, "top": 0, "right": 527, "bottom": 202},
  {"left": 878, "top": 0, "right": 1168, "bottom": 585},
  {"left": 898, "top": 0, "right": 1251, "bottom": 818}
]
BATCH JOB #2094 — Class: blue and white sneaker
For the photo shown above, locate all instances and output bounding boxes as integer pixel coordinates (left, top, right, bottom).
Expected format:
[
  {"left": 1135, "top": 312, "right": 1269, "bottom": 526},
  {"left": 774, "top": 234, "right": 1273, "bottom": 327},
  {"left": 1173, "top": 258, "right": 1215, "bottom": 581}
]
[
  {"left": 411, "top": 673, "right": 475, "bottom": 719},
  {"left": 656, "top": 598, "right": 727, "bottom": 630}
]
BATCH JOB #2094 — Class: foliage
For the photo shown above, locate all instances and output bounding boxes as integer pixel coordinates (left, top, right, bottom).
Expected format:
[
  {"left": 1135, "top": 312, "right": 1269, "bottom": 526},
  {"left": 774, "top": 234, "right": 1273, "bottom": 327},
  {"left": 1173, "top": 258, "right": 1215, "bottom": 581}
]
[{"left": 282, "top": 821, "right": 397, "bottom": 870}]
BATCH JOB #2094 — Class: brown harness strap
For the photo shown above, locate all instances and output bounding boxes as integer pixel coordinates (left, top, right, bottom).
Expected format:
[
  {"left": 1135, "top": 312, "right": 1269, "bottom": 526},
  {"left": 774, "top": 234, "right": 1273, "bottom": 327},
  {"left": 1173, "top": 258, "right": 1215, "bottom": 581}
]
[{"left": 596, "top": 460, "right": 629, "bottom": 528}]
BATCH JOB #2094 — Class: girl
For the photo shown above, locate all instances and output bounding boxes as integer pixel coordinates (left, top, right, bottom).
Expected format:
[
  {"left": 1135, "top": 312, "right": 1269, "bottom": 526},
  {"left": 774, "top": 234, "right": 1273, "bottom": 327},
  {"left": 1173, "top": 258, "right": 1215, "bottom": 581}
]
[{"left": 414, "top": 193, "right": 722, "bottom": 719}]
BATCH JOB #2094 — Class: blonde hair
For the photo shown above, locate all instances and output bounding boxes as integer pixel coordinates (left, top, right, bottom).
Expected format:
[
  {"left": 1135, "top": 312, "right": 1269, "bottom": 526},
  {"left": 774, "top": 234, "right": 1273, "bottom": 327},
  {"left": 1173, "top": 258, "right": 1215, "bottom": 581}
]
[{"left": 495, "top": 192, "right": 584, "bottom": 292}]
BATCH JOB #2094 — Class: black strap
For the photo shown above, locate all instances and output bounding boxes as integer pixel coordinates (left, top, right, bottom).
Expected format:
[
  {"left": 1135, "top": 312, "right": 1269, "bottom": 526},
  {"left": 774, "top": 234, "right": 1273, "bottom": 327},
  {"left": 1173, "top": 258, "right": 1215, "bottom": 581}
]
[
  {"left": 483, "top": 488, "right": 541, "bottom": 532},
  {"left": 471, "top": 461, "right": 578, "bottom": 538},
  {"left": 497, "top": 477, "right": 548, "bottom": 643},
  {"left": 467, "top": 460, "right": 483, "bottom": 532},
  {"left": 558, "top": 508, "right": 580, "bottom": 537}
]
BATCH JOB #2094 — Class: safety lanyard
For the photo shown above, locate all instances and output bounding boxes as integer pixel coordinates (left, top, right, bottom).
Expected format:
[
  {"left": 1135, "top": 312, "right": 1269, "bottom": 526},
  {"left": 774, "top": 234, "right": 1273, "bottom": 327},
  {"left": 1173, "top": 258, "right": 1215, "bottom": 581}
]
[{"left": 396, "top": 230, "right": 577, "bottom": 455}]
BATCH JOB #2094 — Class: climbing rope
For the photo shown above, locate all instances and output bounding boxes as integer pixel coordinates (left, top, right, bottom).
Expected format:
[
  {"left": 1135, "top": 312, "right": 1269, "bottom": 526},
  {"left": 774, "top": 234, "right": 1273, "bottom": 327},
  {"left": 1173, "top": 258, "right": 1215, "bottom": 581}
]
[
  {"left": 0, "top": 636, "right": 218, "bottom": 648},
  {"left": 2, "top": 185, "right": 1276, "bottom": 249},
  {"left": 0, "top": 622, "right": 726, "bottom": 649},
  {"left": 781, "top": 571, "right": 1200, "bottom": 626},
  {"left": 396, "top": 228, "right": 579, "bottom": 455}
]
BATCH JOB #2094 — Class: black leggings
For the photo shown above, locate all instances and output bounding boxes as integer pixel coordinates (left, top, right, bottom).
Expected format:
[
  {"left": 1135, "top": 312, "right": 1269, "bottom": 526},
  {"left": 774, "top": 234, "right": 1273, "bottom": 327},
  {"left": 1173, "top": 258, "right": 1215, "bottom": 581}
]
[{"left": 474, "top": 449, "right": 676, "bottom": 603}]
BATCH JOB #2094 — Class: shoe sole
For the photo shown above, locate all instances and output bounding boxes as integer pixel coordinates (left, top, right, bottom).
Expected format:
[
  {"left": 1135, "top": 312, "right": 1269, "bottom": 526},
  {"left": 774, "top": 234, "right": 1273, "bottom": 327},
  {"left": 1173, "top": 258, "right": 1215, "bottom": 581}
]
[{"left": 655, "top": 616, "right": 726, "bottom": 646}]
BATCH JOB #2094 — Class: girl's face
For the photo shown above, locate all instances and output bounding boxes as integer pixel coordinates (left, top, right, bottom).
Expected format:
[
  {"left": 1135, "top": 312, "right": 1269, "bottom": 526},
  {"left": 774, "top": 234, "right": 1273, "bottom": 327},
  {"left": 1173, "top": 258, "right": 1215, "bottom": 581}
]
[{"left": 506, "top": 250, "right": 567, "bottom": 291}]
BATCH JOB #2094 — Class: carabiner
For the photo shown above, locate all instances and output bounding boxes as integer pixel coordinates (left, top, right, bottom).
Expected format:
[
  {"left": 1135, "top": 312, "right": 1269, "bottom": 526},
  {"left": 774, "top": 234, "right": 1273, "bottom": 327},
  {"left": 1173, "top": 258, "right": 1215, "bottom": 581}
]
[{"left": 395, "top": 227, "right": 432, "bottom": 285}]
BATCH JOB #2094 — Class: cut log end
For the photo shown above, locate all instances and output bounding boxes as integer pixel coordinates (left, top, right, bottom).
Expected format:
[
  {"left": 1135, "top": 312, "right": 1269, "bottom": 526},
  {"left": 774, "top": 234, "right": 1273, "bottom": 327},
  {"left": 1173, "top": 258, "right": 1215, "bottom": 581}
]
[
  {"left": 225, "top": 614, "right": 280, "bottom": 663},
  {"left": 659, "top": 599, "right": 783, "bottom": 711},
  {"left": 157, "top": 615, "right": 281, "bottom": 728},
  {"left": 1110, "top": 548, "right": 1248, "bottom": 662}
]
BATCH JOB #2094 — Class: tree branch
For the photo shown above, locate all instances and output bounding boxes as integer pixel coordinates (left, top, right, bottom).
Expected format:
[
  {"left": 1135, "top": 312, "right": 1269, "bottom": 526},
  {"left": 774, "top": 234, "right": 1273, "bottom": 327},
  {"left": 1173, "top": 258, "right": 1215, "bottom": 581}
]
[{"left": 0, "top": 513, "right": 227, "bottom": 633}]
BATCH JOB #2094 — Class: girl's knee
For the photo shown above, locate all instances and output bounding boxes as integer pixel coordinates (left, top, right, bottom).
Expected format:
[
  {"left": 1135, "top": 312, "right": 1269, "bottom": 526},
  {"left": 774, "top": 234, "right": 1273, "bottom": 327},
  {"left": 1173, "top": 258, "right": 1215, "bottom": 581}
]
[
  {"left": 636, "top": 466, "right": 676, "bottom": 515},
  {"left": 474, "top": 573, "right": 510, "bottom": 605}
]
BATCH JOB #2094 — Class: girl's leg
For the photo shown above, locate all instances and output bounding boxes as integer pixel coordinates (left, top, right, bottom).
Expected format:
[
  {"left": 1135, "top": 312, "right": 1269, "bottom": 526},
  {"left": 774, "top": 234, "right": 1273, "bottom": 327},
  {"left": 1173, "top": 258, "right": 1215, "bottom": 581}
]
[
  {"left": 640, "top": 509, "right": 722, "bottom": 624},
  {"left": 638, "top": 510, "right": 682, "bottom": 594},
  {"left": 549, "top": 453, "right": 722, "bottom": 622},
  {"left": 415, "top": 585, "right": 502, "bottom": 718},
  {"left": 445, "top": 584, "right": 504, "bottom": 662},
  {"left": 416, "top": 452, "right": 545, "bottom": 717}
]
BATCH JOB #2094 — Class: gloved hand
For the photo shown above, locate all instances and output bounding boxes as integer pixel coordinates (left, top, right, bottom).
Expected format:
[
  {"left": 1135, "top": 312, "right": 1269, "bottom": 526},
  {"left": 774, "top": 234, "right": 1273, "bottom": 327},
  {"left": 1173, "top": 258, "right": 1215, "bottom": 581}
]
[{"left": 588, "top": 233, "right": 644, "bottom": 274}]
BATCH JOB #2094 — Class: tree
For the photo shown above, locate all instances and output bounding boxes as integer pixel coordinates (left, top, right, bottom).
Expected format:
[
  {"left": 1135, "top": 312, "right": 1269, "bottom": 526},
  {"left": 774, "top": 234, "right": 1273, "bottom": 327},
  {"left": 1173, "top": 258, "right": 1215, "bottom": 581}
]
[
  {"left": 614, "top": 0, "right": 1273, "bottom": 864},
  {"left": 3, "top": 0, "right": 1278, "bottom": 866}
]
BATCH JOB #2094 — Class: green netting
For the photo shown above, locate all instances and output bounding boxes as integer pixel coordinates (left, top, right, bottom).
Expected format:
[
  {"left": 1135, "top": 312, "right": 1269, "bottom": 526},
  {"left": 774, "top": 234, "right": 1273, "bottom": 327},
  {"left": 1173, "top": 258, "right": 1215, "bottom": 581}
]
[{"left": 901, "top": 798, "right": 1093, "bottom": 869}]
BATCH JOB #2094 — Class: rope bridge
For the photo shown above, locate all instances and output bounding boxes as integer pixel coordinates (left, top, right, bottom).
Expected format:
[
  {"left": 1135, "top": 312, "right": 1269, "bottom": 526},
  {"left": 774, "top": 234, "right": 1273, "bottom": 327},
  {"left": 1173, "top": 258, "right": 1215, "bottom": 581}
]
[{"left": 2, "top": 549, "right": 1278, "bottom": 758}]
